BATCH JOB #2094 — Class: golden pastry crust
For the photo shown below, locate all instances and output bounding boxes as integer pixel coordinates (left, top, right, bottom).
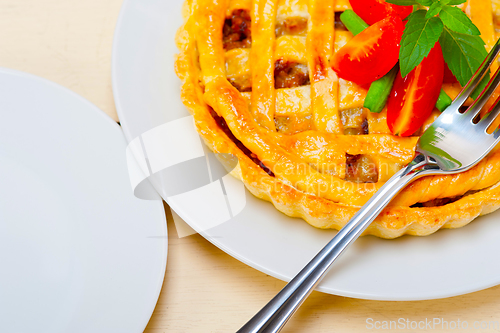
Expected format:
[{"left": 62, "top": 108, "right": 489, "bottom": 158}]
[{"left": 175, "top": 0, "right": 500, "bottom": 238}]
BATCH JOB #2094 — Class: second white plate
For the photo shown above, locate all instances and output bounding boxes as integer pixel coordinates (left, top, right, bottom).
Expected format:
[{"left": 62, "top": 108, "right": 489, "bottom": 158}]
[{"left": 0, "top": 68, "right": 167, "bottom": 332}]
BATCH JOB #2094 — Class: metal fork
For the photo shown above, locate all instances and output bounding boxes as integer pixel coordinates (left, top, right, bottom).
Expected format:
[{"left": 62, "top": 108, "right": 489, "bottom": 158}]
[{"left": 237, "top": 38, "right": 500, "bottom": 333}]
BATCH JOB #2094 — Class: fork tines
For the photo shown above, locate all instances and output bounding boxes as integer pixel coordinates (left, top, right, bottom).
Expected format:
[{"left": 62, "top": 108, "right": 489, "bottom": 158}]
[{"left": 448, "top": 39, "right": 500, "bottom": 135}]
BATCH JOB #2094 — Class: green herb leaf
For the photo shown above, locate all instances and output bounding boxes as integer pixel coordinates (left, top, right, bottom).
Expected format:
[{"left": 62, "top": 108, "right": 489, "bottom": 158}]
[
  {"left": 426, "top": 2, "right": 444, "bottom": 18},
  {"left": 439, "top": 6, "right": 481, "bottom": 35},
  {"left": 439, "top": 26, "right": 488, "bottom": 86},
  {"left": 385, "top": 0, "right": 419, "bottom": 5},
  {"left": 440, "top": 0, "right": 457, "bottom": 5},
  {"left": 417, "top": 0, "right": 434, "bottom": 6},
  {"left": 399, "top": 10, "right": 444, "bottom": 77},
  {"left": 386, "top": 0, "right": 465, "bottom": 8}
]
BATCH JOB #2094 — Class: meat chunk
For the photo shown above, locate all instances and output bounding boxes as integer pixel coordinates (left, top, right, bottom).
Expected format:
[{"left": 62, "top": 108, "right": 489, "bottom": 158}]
[
  {"left": 223, "top": 9, "right": 252, "bottom": 50},
  {"left": 274, "top": 60, "right": 310, "bottom": 89}
]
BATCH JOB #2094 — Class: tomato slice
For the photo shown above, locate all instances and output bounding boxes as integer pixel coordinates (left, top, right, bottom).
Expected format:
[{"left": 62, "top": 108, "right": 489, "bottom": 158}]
[
  {"left": 387, "top": 44, "right": 444, "bottom": 137},
  {"left": 350, "top": 0, "right": 413, "bottom": 25},
  {"left": 331, "top": 15, "right": 404, "bottom": 86}
]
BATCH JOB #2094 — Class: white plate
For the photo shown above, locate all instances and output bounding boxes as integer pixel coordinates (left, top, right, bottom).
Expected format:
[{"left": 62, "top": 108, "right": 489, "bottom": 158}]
[
  {"left": 112, "top": 0, "right": 500, "bottom": 301},
  {"left": 0, "top": 68, "right": 167, "bottom": 332}
]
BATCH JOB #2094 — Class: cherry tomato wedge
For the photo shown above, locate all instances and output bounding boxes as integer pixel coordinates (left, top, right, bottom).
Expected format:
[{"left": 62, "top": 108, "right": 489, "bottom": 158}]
[
  {"left": 331, "top": 15, "right": 404, "bottom": 86},
  {"left": 387, "top": 44, "right": 444, "bottom": 137},
  {"left": 350, "top": 0, "right": 413, "bottom": 25}
]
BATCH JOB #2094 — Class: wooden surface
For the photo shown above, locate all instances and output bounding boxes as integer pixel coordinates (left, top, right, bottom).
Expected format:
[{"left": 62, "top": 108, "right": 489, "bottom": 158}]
[{"left": 2, "top": 1, "right": 500, "bottom": 332}]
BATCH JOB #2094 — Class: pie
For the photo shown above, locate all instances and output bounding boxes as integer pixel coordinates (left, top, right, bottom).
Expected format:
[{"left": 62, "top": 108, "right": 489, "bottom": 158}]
[{"left": 175, "top": 0, "right": 500, "bottom": 238}]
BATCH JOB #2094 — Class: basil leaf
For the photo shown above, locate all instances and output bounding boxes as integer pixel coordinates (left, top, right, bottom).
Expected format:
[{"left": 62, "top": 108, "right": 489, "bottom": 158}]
[
  {"left": 399, "top": 10, "right": 444, "bottom": 77},
  {"left": 385, "top": 0, "right": 419, "bottom": 5},
  {"left": 426, "top": 2, "right": 443, "bottom": 18},
  {"left": 386, "top": 0, "right": 465, "bottom": 8},
  {"left": 439, "top": 6, "right": 481, "bottom": 35},
  {"left": 439, "top": 26, "right": 488, "bottom": 86}
]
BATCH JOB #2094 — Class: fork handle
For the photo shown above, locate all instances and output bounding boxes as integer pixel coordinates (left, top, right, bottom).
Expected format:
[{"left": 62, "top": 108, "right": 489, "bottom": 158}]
[{"left": 236, "top": 154, "right": 434, "bottom": 333}]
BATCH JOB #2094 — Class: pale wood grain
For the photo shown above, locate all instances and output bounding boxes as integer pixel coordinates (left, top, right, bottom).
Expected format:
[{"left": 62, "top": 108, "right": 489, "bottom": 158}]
[
  {"left": 0, "top": 0, "right": 122, "bottom": 121},
  {"left": 3, "top": 1, "right": 500, "bottom": 332}
]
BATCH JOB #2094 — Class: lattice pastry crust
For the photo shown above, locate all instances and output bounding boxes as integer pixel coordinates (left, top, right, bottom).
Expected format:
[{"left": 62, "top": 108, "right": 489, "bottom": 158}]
[{"left": 175, "top": 0, "right": 500, "bottom": 238}]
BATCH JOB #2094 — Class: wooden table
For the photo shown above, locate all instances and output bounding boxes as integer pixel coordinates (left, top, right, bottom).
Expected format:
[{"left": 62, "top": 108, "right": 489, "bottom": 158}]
[{"left": 2, "top": 1, "right": 500, "bottom": 332}]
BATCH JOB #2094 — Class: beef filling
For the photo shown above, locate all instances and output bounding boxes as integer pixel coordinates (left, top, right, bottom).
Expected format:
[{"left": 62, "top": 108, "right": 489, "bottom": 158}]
[
  {"left": 274, "top": 59, "right": 310, "bottom": 89},
  {"left": 223, "top": 9, "right": 252, "bottom": 50}
]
